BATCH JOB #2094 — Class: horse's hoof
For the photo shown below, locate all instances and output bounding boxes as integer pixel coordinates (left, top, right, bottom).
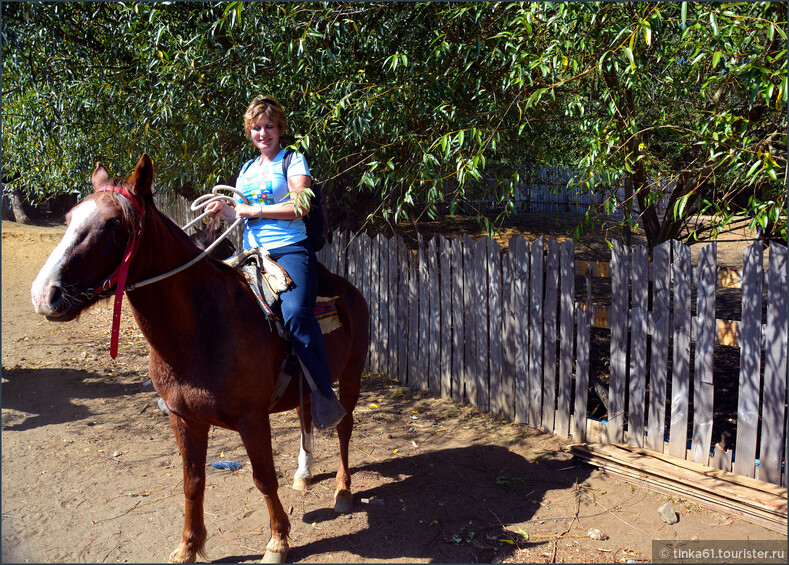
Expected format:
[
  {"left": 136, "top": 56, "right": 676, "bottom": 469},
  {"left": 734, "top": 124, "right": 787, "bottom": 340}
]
[
  {"left": 292, "top": 476, "right": 310, "bottom": 491},
  {"left": 261, "top": 550, "right": 288, "bottom": 563},
  {"left": 262, "top": 539, "right": 288, "bottom": 563},
  {"left": 168, "top": 544, "right": 197, "bottom": 563},
  {"left": 334, "top": 490, "right": 353, "bottom": 514}
]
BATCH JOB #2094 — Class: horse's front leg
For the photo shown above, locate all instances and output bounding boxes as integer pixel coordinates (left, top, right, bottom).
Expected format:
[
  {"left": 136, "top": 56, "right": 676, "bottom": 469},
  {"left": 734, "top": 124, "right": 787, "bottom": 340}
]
[
  {"left": 239, "top": 417, "right": 290, "bottom": 563},
  {"left": 167, "top": 413, "right": 210, "bottom": 564}
]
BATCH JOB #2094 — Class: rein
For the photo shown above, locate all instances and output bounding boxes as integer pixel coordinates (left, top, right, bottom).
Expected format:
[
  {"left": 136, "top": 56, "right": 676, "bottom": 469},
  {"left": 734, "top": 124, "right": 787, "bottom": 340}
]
[{"left": 87, "top": 184, "right": 246, "bottom": 359}]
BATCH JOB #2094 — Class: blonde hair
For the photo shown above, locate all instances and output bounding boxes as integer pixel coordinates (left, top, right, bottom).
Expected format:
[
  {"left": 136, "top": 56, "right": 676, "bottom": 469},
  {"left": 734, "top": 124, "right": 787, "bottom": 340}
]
[{"left": 243, "top": 95, "right": 287, "bottom": 138}]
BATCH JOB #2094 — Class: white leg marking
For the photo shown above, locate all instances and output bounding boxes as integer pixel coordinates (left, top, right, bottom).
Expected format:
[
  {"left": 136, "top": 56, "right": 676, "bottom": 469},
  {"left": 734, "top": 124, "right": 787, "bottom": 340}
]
[{"left": 294, "top": 428, "right": 314, "bottom": 483}]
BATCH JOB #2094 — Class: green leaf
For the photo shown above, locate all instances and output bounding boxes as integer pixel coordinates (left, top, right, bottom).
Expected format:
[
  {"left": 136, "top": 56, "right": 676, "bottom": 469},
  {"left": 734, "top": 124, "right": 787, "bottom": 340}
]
[
  {"left": 746, "top": 160, "right": 762, "bottom": 179},
  {"left": 623, "top": 47, "right": 635, "bottom": 71},
  {"left": 681, "top": 2, "right": 687, "bottom": 27},
  {"left": 643, "top": 22, "right": 652, "bottom": 47}
]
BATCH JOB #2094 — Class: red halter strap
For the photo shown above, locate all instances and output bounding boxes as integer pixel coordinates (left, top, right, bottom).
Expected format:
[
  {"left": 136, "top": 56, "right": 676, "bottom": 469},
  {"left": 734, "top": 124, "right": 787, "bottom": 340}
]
[{"left": 95, "top": 186, "right": 146, "bottom": 359}]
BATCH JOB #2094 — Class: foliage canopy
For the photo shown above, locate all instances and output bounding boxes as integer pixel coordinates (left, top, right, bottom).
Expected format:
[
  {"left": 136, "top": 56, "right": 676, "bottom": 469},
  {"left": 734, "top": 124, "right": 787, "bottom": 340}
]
[{"left": 3, "top": 2, "right": 786, "bottom": 244}]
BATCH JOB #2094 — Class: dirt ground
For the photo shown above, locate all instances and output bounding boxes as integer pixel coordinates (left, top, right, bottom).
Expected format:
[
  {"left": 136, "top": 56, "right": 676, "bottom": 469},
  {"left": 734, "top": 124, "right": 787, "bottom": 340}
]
[{"left": 2, "top": 215, "right": 783, "bottom": 564}]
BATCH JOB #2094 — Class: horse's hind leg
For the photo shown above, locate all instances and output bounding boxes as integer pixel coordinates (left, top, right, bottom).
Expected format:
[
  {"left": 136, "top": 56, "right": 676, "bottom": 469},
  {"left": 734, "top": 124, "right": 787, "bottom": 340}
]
[
  {"left": 334, "top": 371, "right": 362, "bottom": 514},
  {"left": 239, "top": 418, "right": 290, "bottom": 563},
  {"left": 292, "top": 405, "right": 314, "bottom": 491},
  {"left": 168, "top": 415, "right": 210, "bottom": 564}
]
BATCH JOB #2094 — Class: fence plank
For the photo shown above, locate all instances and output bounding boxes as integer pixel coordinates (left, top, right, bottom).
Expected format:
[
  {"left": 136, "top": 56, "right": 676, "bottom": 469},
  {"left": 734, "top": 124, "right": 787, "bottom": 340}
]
[
  {"left": 556, "top": 239, "right": 575, "bottom": 438},
  {"left": 407, "top": 244, "right": 419, "bottom": 387},
  {"left": 415, "top": 235, "right": 428, "bottom": 390},
  {"left": 529, "top": 237, "right": 544, "bottom": 426},
  {"left": 334, "top": 230, "right": 344, "bottom": 273},
  {"left": 346, "top": 232, "right": 358, "bottom": 287},
  {"left": 760, "top": 243, "right": 787, "bottom": 485},
  {"left": 542, "top": 238, "right": 559, "bottom": 432},
  {"left": 335, "top": 230, "right": 347, "bottom": 278},
  {"left": 377, "top": 234, "right": 390, "bottom": 376},
  {"left": 387, "top": 234, "right": 398, "bottom": 380},
  {"left": 734, "top": 243, "right": 763, "bottom": 478},
  {"left": 500, "top": 252, "right": 515, "bottom": 420},
  {"left": 439, "top": 236, "right": 453, "bottom": 398},
  {"left": 463, "top": 236, "right": 478, "bottom": 405},
  {"left": 573, "top": 264, "right": 593, "bottom": 442},
  {"left": 647, "top": 241, "right": 671, "bottom": 453},
  {"left": 359, "top": 233, "right": 372, "bottom": 370},
  {"left": 371, "top": 235, "right": 382, "bottom": 373},
  {"left": 488, "top": 239, "right": 502, "bottom": 417},
  {"left": 465, "top": 236, "right": 477, "bottom": 403},
  {"left": 608, "top": 239, "right": 629, "bottom": 444},
  {"left": 511, "top": 236, "right": 530, "bottom": 424},
  {"left": 691, "top": 243, "right": 717, "bottom": 465},
  {"left": 363, "top": 233, "right": 374, "bottom": 370},
  {"left": 428, "top": 237, "right": 441, "bottom": 394},
  {"left": 474, "top": 237, "right": 490, "bottom": 411},
  {"left": 326, "top": 230, "right": 338, "bottom": 273},
  {"left": 364, "top": 231, "right": 378, "bottom": 371},
  {"left": 628, "top": 245, "right": 648, "bottom": 448},
  {"left": 668, "top": 241, "right": 691, "bottom": 459},
  {"left": 451, "top": 237, "right": 464, "bottom": 403},
  {"left": 397, "top": 236, "right": 409, "bottom": 385}
]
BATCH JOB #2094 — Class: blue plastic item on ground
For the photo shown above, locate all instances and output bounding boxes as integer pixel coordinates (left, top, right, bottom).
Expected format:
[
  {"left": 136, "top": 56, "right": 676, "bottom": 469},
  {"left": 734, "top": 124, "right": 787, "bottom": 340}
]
[{"left": 211, "top": 461, "right": 242, "bottom": 471}]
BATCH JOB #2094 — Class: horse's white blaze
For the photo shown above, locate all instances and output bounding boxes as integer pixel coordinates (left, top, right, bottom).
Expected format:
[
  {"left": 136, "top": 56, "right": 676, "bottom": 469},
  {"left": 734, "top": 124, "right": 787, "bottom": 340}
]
[
  {"left": 294, "top": 428, "right": 314, "bottom": 483},
  {"left": 31, "top": 200, "right": 98, "bottom": 314}
]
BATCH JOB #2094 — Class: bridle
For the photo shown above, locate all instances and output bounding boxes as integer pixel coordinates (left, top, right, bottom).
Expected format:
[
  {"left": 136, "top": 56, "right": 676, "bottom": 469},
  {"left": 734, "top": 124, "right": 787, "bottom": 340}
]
[
  {"left": 84, "top": 184, "right": 245, "bottom": 358},
  {"left": 86, "top": 186, "right": 146, "bottom": 358}
]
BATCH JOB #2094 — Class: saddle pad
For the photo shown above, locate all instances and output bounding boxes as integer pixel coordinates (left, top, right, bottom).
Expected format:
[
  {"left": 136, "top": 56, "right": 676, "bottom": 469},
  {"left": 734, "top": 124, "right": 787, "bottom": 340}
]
[{"left": 261, "top": 298, "right": 342, "bottom": 335}]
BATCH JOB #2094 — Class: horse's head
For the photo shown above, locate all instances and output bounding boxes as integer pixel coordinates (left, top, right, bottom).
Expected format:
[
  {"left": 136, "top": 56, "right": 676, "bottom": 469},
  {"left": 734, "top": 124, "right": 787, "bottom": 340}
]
[{"left": 31, "top": 154, "right": 154, "bottom": 321}]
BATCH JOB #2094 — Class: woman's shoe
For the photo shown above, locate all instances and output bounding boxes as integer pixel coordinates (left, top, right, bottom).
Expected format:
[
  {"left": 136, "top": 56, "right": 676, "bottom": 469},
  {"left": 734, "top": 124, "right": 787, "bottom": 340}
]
[{"left": 310, "top": 389, "right": 347, "bottom": 430}]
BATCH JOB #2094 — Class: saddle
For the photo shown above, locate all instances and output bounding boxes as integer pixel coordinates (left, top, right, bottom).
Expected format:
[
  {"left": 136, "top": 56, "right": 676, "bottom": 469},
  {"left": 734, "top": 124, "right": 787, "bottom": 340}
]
[
  {"left": 224, "top": 248, "right": 343, "bottom": 337},
  {"left": 223, "top": 248, "right": 344, "bottom": 410}
]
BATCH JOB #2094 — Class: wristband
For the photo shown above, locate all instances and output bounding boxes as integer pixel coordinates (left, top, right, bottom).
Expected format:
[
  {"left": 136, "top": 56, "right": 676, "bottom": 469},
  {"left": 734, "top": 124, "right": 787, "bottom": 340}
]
[{"left": 258, "top": 204, "right": 264, "bottom": 220}]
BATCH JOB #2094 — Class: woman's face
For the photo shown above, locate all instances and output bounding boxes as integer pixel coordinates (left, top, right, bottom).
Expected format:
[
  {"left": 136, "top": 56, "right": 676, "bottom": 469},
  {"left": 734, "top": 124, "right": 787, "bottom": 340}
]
[{"left": 249, "top": 114, "right": 282, "bottom": 156}]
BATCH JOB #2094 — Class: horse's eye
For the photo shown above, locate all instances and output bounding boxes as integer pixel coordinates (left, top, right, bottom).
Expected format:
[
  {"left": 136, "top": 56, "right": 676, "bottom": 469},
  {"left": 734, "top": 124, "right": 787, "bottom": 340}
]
[{"left": 105, "top": 217, "right": 121, "bottom": 229}]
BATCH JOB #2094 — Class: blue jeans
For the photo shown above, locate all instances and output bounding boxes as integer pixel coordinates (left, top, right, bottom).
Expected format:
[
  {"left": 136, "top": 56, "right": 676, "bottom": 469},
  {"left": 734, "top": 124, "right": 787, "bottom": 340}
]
[{"left": 267, "top": 239, "right": 334, "bottom": 396}]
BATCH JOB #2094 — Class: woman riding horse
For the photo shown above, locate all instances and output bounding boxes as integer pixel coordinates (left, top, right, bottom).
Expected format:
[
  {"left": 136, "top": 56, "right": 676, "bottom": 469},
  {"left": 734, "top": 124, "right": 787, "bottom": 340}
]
[{"left": 206, "top": 95, "right": 346, "bottom": 430}]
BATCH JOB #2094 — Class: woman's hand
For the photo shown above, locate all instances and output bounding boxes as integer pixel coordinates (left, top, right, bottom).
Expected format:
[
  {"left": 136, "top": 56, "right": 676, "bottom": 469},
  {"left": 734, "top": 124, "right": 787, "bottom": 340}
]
[{"left": 206, "top": 200, "right": 237, "bottom": 222}]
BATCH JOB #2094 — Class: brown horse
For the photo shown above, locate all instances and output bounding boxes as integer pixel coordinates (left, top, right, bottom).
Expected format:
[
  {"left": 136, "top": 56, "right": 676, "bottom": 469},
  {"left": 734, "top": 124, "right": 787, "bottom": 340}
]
[{"left": 30, "top": 154, "right": 370, "bottom": 563}]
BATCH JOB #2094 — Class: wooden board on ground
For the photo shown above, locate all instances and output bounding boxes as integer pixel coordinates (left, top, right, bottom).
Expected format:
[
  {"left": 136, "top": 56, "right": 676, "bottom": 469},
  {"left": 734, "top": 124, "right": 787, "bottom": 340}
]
[{"left": 569, "top": 442, "right": 787, "bottom": 533}]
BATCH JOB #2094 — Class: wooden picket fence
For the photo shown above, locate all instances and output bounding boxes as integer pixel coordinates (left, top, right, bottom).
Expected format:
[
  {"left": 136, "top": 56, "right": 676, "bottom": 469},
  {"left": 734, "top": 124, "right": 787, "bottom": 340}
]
[
  {"left": 315, "top": 230, "right": 788, "bottom": 487},
  {"left": 155, "top": 192, "right": 786, "bottom": 487}
]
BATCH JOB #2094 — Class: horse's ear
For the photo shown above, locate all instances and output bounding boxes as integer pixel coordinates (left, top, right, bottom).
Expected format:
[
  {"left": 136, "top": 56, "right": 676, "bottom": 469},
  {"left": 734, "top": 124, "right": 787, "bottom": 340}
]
[
  {"left": 129, "top": 154, "right": 154, "bottom": 198},
  {"left": 91, "top": 162, "right": 111, "bottom": 191}
]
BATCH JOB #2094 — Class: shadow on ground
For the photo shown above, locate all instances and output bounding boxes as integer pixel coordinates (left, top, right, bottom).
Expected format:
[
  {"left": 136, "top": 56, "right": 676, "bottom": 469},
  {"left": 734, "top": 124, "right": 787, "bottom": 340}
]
[
  {"left": 214, "top": 444, "right": 593, "bottom": 563},
  {"left": 1, "top": 367, "right": 147, "bottom": 431}
]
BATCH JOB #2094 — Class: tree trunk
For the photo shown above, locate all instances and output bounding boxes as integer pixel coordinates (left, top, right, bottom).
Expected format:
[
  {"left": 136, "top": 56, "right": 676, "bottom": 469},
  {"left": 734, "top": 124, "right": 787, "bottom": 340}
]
[{"left": 9, "top": 190, "right": 31, "bottom": 224}]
